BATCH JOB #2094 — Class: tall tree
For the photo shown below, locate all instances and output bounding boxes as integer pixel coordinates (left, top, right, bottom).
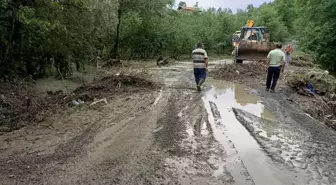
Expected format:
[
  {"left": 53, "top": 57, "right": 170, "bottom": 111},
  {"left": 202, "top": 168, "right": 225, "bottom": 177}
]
[
  {"left": 178, "top": 1, "right": 187, "bottom": 8},
  {"left": 295, "top": 0, "right": 336, "bottom": 71},
  {"left": 252, "top": 3, "right": 289, "bottom": 42},
  {"left": 110, "top": 0, "right": 173, "bottom": 60}
]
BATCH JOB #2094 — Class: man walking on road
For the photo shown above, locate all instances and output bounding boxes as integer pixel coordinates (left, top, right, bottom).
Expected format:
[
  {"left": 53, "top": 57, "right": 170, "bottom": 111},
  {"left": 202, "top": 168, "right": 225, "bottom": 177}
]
[
  {"left": 265, "top": 43, "right": 286, "bottom": 93},
  {"left": 192, "top": 42, "right": 208, "bottom": 91}
]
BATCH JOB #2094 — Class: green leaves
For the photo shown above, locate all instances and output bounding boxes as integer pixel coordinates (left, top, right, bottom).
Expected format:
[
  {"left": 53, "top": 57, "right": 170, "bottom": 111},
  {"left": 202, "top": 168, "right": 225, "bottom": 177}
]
[
  {"left": 295, "top": 0, "right": 336, "bottom": 71},
  {"left": 250, "top": 3, "right": 289, "bottom": 42},
  {"left": 1, "top": 0, "right": 336, "bottom": 79}
]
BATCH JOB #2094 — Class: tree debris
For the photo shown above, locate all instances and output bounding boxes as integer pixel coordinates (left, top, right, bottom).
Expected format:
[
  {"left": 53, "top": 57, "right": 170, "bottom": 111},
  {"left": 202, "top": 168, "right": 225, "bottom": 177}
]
[{"left": 0, "top": 75, "right": 158, "bottom": 132}]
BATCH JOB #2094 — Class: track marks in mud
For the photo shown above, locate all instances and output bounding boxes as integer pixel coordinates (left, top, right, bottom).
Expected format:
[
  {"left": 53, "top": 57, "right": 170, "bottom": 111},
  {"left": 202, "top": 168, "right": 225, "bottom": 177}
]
[
  {"left": 0, "top": 92, "right": 161, "bottom": 184},
  {"left": 233, "top": 108, "right": 301, "bottom": 164},
  {"left": 154, "top": 90, "right": 188, "bottom": 156},
  {"left": 209, "top": 102, "right": 222, "bottom": 126},
  {"left": 206, "top": 101, "right": 256, "bottom": 185},
  {"left": 160, "top": 91, "right": 255, "bottom": 185},
  {"left": 232, "top": 108, "right": 336, "bottom": 185}
]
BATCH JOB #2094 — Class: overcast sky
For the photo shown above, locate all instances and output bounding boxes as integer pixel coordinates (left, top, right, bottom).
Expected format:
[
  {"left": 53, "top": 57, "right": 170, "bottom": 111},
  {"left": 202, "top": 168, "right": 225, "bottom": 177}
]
[{"left": 181, "top": 0, "right": 273, "bottom": 12}]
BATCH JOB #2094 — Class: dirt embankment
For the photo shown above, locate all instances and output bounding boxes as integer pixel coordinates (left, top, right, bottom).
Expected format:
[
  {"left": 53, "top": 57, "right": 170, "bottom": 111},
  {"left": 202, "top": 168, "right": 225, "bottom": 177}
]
[
  {"left": 286, "top": 68, "right": 336, "bottom": 129},
  {"left": 211, "top": 62, "right": 266, "bottom": 84},
  {"left": 0, "top": 74, "right": 158, "bottom": 132},
  {"left": 210, "top": 56, "right": 336, "bottom": 130}
]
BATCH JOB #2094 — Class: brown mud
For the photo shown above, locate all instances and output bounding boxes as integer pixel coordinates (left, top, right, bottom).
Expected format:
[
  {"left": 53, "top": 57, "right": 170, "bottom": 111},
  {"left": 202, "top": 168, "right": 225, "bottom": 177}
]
[
  {"left": 0, "top": 74, "right": 157, "bottom": 132},
  {"left": 211, "top": 61, "right": 336, "bottom": 131},
  {"left": 211, "top": 62, "right": 265, "bottom": 83},
  {"left": 1, "top": 59, "right": 336, "bottom": 185}
]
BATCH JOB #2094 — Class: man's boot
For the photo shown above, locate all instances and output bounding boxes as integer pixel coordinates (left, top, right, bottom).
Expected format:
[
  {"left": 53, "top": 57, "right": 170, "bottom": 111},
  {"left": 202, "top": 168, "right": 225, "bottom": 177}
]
[{"left": 197, "top": 78, "right": 205, "bottom": 91}]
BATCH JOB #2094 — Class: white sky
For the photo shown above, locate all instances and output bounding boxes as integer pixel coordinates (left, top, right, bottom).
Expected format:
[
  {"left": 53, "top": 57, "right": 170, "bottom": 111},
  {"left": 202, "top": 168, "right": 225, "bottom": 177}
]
[{"left": 181, "top": 0, "right": 273, "bottom": 12}]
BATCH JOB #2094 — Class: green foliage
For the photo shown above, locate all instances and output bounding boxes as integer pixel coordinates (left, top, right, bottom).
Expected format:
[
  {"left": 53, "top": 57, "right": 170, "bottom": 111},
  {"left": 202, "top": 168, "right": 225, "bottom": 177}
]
[
  {"left": 251, "top": 4, "right": 289, "bottom": 42},
  {"left": 0, "top": 0, "right": 335, "bottom": 79},
  {"left": 295, "top": 0, "right": 336, "bottom": 71},
  {"left": 0, "top": 0, "right": 120, "bottom": 78},
  {"left": 273, "top": 0, "right": 297, "bottom": 33}
]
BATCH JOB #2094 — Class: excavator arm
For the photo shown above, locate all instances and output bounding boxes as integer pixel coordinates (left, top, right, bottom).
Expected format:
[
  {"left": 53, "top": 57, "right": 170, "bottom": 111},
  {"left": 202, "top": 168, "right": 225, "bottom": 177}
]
[{"left": 247, "top": 20, "right": 255, "bottom": 27}]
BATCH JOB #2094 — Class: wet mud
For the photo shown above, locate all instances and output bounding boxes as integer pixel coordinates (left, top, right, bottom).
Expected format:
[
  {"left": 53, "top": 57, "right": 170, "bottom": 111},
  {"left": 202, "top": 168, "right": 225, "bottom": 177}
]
[
  {"left": 1, "top": 60, "right": 336, "bottom": 185},
  {"left": 201, "top": 78, "right": 309, "bottom": 185}
]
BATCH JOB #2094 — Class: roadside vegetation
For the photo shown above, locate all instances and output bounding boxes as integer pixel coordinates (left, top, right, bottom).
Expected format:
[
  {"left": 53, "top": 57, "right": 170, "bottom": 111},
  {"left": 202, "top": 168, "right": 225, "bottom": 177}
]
[{"left": 1, "top": 0, "right": 335, "bottom": 79}]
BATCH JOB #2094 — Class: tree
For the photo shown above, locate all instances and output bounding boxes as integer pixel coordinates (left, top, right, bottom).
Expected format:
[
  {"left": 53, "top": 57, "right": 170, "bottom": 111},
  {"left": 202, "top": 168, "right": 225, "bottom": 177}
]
[
  {"left": 252, "top": 4, "right": 289, "bottom": 42},
  {"left": 1, "top": 0, "right": 336, "bottom": 80},
  {"left": 247, "top": 4, "right": 254, "bottom": 13},
  {"left": 273, "top": 0, "right": 297, "bottom": 34},
  {"left": 295, "top": 0, "right": 336, "bottom": 71},
  {"left": 109, "top": 0, "right": 173, "bottom": 61},
  {"left": 178, "top": 1, "right": 187, "bottom": 8}
]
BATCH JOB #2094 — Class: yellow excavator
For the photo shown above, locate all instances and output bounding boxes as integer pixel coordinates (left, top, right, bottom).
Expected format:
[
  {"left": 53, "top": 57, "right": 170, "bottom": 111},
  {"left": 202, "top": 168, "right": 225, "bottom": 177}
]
[{"left": 232, "top": 20, "right": 277, "bottom": 63}]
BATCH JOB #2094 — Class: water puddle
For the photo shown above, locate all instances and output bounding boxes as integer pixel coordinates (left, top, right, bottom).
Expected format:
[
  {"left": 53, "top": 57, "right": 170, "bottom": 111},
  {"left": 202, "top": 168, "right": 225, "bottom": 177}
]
[
  {"left": 202, "top": 78, "right": 289, "bottom": 185},
  {"left": 204, "top": 78, "right": 276, "bottom": 121}
]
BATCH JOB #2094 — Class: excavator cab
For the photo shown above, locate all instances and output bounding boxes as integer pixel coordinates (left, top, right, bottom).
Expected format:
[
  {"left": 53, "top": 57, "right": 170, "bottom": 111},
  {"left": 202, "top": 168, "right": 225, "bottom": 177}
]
[
  {"left": 232, "top": 20, "right": 276, "bottom": 64},
  {"left": 240, "top": 27, "right": 267, "bottom": 41},
  {"left": 232, "top": 31, "right": 241, "bottom": 47}
]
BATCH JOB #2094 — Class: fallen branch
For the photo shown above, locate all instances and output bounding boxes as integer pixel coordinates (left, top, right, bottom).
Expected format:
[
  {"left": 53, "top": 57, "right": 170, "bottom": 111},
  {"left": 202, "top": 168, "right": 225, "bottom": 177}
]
[{"left": 90, "top": 98, "right": 108, "bottom": 106}]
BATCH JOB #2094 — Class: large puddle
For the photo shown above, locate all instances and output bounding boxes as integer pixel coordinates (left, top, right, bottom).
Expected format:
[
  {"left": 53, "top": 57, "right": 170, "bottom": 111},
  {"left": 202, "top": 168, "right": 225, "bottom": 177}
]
[
  {"left": 204, "top": 78, "right": 276, "bottom": 121},
  {"left": 202, "top": 78, "right": 292, "bottom": 185}
]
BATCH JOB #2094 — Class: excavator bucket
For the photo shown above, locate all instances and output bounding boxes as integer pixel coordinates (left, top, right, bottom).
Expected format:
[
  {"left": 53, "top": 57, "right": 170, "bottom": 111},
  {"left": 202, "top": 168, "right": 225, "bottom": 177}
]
[
  {"left": 237, "top": 40, "right": 276, "bottom": 61},
  {"left": 233, "top": 26, "right": 277, "bottom": 63}
]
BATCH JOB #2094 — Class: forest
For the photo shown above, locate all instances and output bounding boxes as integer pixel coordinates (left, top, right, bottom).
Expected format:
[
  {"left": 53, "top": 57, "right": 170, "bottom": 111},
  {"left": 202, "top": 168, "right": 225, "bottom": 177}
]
[{"left": 0, "top": 0, "right": 335, "bottom": 79}]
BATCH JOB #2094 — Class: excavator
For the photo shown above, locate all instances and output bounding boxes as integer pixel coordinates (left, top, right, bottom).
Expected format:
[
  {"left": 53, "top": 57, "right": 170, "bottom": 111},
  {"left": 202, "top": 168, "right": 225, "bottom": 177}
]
[{"left": 232, "top": 20, "right": 277, "bottom": 63}]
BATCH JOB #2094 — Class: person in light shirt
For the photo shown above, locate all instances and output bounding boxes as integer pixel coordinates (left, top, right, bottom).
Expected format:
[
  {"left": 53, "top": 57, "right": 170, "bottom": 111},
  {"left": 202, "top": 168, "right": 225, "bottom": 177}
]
[
  {"left": 265, "top": 43, "right": 286, "bottom": 93},
  {"left": 192, "top": 42, "right": 208, "bottom": 91}
]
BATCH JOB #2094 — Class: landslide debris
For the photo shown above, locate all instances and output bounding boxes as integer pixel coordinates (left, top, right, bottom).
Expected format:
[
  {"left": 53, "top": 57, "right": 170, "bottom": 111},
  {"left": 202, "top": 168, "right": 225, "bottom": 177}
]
[
  {"left": 287, "top": 68, "right": 336, "bottom": 130},
  {"left": 210, "top": 62, "right": 265, "bottom": 82},
  {"left": 287, "top": 68, "right": 336, "bottom": 97},
  {"left": 290, "top": 53, "right": 314, "bottom": 67},
  {"left": 0, "top": 74, "right": 158, "bottom": 132}
]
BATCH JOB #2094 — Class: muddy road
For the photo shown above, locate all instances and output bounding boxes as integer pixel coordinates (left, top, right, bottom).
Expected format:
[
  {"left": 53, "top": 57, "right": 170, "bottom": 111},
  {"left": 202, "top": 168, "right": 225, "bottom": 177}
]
[{"left": 1, "top": 61, "right": 336, "bottom": 185}]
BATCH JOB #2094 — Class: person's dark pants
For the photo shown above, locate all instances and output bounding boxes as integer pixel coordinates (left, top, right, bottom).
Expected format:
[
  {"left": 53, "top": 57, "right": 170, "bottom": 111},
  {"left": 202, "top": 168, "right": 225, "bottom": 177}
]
[
  {"left": 194, "top": 68, "right": 207, "bottom": 85},
  {"left": 266, "top": 66, "right": 281, "bottom": 90}
]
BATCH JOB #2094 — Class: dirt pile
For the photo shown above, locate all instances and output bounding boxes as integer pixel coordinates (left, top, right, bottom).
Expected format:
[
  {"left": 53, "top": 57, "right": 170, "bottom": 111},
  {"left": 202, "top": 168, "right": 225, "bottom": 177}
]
[
  {"left": 73, "top": 75, "right": 159, "bottom": 101},
  {"left": 211, "top": 62, "right": 265, "bottom": 82},
  {"left": 0, "top": 80, "right": 59, "bottom": 132},
  {"left": 287, "top": 68, "right": 336, "bottom": 97},
  {"left": 0, "top": 75, "right": 158, "bottom": 132},
  {"left": 287, "top": 68, "right": 336, "bottom": 130},
  {"left": 291, "top": 54, "right": 314, "bottom": 67}
]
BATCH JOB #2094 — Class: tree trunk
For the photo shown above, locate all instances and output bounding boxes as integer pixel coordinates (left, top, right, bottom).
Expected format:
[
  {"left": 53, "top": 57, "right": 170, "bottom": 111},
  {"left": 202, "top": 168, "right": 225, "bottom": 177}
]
[
  {"left": 110, "top": 7, "right": 122, "bottom": 62},
  {"left": 1, "top": 7, "right": 17, "bottom": 66}
]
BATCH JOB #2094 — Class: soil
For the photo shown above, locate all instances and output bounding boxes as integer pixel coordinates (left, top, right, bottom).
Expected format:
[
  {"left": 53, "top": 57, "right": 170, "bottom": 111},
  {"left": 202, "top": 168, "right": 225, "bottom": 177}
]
[
  {"left": 290, "top": 53, "right": 314, "bottom": 67},
  {"left": 0, "top": 74, "right": 158, "bottom": 132},
  {"left": 1, "top": 59, "right": 336, "bottom": 185},
  {"left": 210, "top": 61, "right": 336, "bottom": 131},
  {"left": 211, "top": 62, "right": 266, "bottom": 83}
]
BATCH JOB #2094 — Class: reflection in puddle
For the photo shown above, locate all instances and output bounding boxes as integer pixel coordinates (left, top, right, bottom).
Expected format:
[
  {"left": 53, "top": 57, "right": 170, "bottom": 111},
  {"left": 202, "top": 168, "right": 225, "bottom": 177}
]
[
  {"left": 204, "top": 78, "right": 276, "bottom": 122},
  {"left": 203, "top": 78, "right": 282, "bottom": 185}
]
